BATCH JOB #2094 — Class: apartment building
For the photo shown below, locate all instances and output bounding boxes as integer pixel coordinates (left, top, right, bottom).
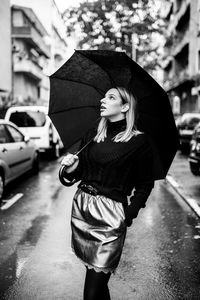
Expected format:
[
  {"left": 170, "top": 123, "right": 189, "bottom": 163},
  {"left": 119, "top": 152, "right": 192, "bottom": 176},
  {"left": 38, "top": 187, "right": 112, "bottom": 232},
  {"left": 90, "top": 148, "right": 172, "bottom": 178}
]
[
  {"left": 0, "top": 0, "right": 12, "bottom": 110},
  {"left": 162, "top": 0, "right": 200, "bottom": 114},
  {"left": 11, "top": 0, "right": 69, "bottom": 106},
  {"left": 11, "top": 5, "right": 51, "bottom": 105}
]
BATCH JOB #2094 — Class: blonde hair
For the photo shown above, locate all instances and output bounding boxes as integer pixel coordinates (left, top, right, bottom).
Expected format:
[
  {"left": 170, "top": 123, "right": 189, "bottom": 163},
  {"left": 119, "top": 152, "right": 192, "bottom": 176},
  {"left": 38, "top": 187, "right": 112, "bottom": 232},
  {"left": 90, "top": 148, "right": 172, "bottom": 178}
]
[{"left": 94, "top": 87, "right": 141, "bottom": 143}]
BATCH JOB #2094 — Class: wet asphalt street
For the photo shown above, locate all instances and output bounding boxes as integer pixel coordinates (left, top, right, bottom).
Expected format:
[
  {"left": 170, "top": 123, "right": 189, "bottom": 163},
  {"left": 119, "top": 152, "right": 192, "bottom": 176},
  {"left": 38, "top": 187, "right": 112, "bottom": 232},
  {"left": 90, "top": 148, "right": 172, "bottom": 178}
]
[{"left": 0, "top": 157, "right": 200, "bottom": 300}]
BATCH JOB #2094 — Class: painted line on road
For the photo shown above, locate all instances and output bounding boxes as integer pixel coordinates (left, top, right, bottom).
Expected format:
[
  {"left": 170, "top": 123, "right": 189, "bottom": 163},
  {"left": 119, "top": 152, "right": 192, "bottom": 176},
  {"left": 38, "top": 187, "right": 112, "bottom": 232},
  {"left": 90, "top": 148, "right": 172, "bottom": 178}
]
[
  {"left": 187, "top": 198, "right": 200, "bottom": 216},
  {"left": 166, "top": 175, "right": 180, "bottom": 188},
  {"left": 166, "top": 175, "right": 200, "bottom": 218},
  {"left": 0, "top": 193, "right": 23, "bottom": 211}
]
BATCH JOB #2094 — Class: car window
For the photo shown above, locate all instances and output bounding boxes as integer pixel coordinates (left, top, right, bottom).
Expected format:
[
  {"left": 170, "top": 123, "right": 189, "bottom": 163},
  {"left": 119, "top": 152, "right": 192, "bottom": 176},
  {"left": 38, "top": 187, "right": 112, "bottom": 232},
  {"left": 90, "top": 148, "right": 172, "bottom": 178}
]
[
  {"left": 6, "top": 125, "right": 24, "bottom": 143},
  {"left": 188, "top": 117, "right": 200, "bottom": 125},
  {"left": 9, "top": 111, "right": 46, "bottom": 127},
  {"left": 0, "top": 124, "right": 12, "bottom": 143},
  {"left": 181, "top": 115, "right": 200, "bottom": 126}
]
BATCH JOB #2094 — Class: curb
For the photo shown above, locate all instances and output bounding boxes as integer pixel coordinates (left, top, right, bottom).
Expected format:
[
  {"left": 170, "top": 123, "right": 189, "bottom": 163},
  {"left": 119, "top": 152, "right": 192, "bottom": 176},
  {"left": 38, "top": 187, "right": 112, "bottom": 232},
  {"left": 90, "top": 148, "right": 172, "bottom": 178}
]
[{"left": 166, "top": 175, "right": 200, "bottom": 218}]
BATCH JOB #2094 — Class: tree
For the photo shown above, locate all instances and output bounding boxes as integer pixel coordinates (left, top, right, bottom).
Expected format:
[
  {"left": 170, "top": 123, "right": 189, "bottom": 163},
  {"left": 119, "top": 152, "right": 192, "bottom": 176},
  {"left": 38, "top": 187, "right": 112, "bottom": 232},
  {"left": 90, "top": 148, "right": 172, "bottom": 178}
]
[{"left": 62, "top": 0, "right": 165, "bottom": 73}]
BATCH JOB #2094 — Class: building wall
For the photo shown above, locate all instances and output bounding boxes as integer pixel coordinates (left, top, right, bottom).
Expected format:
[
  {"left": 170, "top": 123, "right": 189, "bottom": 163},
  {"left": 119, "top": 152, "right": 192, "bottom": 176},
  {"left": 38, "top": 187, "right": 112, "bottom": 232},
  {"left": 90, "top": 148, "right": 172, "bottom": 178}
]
[
  {"left": 0, "top": 0, "right": 12, "bottom": 94},
  {"left": 11, "top": 5, "right": 51, "bottom": 106},
  {"left": 189, "top": 0, "right": 198, "bottom": 76},
  {"left": 11, "top": 0, "right": 54, "bottom": 35},
  {"left": 12, "top": 10, "right": 24, "bottom": 26},
  {"left": 162, "top": 0, "right": 200, "bottom": 114},
  {"left": 10, "top": 0, "right": 69, "bottom": 106},
  {"left": 14, "top": 73, "right": 39, "bottom": 103}
]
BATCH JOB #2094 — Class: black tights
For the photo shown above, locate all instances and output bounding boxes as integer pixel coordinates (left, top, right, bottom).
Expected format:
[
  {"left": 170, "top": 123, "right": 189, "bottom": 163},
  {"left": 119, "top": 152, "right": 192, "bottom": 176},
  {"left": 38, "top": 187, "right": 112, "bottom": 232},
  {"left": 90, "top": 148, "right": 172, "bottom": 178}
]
[{"left": 84, "top": 267, "right": 111, "bottom": 300}]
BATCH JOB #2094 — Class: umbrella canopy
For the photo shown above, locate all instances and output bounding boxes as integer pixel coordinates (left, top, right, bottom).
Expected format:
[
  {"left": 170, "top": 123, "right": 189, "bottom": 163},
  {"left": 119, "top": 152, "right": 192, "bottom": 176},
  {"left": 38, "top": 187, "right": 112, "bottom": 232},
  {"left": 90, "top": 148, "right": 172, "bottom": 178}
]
[{"left": 49, "top": 50, "right": 179, "bottom": 180}]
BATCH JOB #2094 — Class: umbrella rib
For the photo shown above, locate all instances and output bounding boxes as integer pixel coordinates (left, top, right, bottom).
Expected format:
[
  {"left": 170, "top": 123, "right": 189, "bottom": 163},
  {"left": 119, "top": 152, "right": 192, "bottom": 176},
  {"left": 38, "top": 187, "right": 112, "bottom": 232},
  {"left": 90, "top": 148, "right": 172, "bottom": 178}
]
[
  {"left": 51, "top": 76, "right": 105, "bottom": 96},
  {"left": 76, "top": 50, "right": 116, "bottom": 88}
]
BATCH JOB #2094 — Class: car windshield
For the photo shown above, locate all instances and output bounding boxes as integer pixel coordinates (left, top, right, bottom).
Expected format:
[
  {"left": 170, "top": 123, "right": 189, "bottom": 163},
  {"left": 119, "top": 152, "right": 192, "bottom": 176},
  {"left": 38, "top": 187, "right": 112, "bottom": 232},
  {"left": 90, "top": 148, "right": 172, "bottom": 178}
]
[
  {"left": 9, "top": 111, "right": 46, "bottom": 127},
  {"left": 181, "top": 116, "right": 200, "bottom": 126}
]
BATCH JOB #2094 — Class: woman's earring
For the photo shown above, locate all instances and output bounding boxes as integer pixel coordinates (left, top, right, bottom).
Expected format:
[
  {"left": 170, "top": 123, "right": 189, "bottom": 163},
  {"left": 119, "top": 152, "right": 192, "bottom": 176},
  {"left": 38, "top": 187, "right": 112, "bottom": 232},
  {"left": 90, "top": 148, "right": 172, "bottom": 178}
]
[{"left": 121, "top": 104, "right": 129, "bottom": 112}]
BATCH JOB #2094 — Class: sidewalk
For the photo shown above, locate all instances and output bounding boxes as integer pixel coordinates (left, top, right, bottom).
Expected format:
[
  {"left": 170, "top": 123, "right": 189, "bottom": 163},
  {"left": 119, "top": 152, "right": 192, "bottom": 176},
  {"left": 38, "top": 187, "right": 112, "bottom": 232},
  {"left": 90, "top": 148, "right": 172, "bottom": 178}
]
[{"left": 166, "top": 151, "right": 200, "bottom": 217}]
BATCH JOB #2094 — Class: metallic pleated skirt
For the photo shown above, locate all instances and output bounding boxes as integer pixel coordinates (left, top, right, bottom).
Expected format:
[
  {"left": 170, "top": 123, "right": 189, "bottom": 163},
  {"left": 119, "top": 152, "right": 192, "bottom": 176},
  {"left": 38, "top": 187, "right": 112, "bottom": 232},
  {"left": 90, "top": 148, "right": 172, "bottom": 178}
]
[{"left": 71, "top": 188, "right": 127, "bottom": 273}]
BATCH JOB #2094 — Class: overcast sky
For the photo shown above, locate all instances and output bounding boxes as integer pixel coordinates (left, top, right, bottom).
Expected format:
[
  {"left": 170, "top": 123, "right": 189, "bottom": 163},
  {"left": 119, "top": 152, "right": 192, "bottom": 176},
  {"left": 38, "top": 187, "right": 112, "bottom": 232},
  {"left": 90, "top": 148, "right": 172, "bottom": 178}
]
[{"left": 54, "top": 0, "right": 82, "bottom": 12}]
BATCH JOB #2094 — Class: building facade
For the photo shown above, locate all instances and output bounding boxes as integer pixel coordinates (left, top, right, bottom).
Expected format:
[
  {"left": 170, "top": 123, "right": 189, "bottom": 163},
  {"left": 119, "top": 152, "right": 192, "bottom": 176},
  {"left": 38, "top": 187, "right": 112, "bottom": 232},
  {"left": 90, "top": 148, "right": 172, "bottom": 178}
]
[
  {"left": 162, "top": 0, "right": 200, "bottom": 115},
  {"left": 11, "top": 5, "right": 51, "bottom": 105},
  {"left": 10, "top": 0, "right": 69, "bottom": 106},
  {"left": 0, "top": 0, "right": 12, "bottom": 111}
]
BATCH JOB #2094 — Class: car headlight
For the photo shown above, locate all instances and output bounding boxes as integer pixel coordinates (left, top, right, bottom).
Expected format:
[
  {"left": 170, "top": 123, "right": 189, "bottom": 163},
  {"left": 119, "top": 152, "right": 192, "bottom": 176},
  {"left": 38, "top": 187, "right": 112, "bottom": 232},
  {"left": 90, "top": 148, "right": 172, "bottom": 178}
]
[
  {"left": 191, "top": 141, "right": 197, "bottom": 151},
  {"left": 196, "top": 143, "right": 200, "bottom": 151}
]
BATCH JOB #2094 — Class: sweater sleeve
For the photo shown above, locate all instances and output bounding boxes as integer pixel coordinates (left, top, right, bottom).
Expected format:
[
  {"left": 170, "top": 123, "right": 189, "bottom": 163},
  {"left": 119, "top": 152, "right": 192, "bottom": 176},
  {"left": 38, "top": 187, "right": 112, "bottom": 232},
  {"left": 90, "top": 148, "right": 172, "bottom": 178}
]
[
  {"left": 61, "top": 139, "right": 83, "bottom": 183},
  {"left": 124, "top": 136, "right": 155, "bottom": 226},
  {"left": 61, "top": 128, "right": 96, "bottom": 182}
]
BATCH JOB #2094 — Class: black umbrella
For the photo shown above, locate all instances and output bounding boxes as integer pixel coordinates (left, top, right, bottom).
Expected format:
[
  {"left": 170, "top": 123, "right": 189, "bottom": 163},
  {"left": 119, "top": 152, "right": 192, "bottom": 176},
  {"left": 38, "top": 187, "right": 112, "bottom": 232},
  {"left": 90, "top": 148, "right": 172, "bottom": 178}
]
[{"left": 49, "top": 50, "right": 179, "bottom": 180}]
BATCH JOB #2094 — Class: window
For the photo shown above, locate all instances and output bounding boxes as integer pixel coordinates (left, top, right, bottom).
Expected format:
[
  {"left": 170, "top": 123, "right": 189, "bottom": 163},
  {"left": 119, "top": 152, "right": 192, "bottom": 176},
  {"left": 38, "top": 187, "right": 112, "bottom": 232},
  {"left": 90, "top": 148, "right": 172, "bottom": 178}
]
[
  {"left": 198, "top": 50, "right": 200, "bottom": 71},
  {"left": 9, "top": 111, "right": 46, "bottom": 127},
  {"left": 6, "top": 125, "right": 24, "bottom": 143},
  {"left": 0, "top": 124, "right": 12, "bottom": 144},
  {"left": 37, "top": 86, "right": 40, "bottom": 98}
]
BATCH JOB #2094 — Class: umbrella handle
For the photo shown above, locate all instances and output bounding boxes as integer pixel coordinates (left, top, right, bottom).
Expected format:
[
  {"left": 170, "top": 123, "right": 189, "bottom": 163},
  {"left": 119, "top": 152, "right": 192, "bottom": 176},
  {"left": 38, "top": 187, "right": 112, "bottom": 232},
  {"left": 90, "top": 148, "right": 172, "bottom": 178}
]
[{"left": 59, "top": 165, "right": 77, "bottom": 186}]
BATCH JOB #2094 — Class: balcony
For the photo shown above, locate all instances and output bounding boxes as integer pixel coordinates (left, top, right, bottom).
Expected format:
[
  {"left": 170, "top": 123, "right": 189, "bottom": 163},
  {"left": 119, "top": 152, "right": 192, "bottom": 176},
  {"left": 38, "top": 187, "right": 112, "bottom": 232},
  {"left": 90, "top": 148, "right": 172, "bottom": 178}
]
[
  {"left": 12, "top": 26, "right": 50, "bottom": 58},
  {"left": 162, "top": 56, "right": 173, "bottom": 70},
  {"left": 14, "top": 59, "right": 43, "bottom": 81},
  {"left": 175, "top": 0, "right": 190, "bottom": 30},
  {"left": 177, "top": 68, "right": 190, "bottom": 83},
  {"left": 164, "top": 67, "right": 190, "bottom": 91},
  {"left": 167, "top": 0, "right": 190, "bottom": 33},
  {"left": 172, "top": 28, "right": 190, "bottom": 57}
]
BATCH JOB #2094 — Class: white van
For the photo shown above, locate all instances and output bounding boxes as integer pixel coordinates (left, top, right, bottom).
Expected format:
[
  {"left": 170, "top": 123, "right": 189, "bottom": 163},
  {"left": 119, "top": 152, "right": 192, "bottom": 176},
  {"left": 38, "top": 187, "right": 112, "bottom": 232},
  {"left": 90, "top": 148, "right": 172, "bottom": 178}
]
[{"left": 5, "top": 106, "right": 64, "bottom": 158}]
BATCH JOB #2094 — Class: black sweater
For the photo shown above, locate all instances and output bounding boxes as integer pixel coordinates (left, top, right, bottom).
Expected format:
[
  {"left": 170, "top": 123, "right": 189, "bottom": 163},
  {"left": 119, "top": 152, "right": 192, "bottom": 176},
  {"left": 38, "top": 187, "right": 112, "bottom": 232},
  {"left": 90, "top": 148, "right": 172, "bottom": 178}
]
[{"left": 67, "top": 119, "right": 155, "bottom": 224}]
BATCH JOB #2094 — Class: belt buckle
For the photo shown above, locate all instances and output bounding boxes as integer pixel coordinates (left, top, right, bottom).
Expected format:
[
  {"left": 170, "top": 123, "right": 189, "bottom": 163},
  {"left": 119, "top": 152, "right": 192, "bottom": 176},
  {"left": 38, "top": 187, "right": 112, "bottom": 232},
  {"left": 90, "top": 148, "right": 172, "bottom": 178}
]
[
  {"left": 81, "top": 184, "right": 98, "bottom": 196},
  {"left": 89, "top": 185, "right": 98, "bottom": 196}
]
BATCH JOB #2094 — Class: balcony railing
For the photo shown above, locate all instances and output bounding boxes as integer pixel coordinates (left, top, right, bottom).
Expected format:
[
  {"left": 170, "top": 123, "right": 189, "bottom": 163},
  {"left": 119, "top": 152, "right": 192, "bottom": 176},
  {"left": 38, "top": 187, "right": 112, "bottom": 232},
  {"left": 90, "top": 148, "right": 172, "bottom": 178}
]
[
  {"left": 14, "top": 59, "right": 43, "bottom": 81},
  {"left": 168, "top": 0, "right": 190, "bottom": 33},
  {"left": 172, "top": 29, "right": 190, "bottom": 57},
  {"left": 12, "top": 26, "right": 50, "bottom": 58},
  {"left": 164, "top": 67, "right": 190, "bottom": 91}
]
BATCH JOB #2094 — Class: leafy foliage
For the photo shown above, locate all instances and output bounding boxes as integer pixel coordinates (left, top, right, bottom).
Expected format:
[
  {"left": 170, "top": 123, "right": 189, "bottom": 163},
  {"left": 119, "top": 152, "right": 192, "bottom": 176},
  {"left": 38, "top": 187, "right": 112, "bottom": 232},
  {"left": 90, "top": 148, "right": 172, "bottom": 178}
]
[{"left": 62, "top": 0, "right": 165, "bottom": 72}]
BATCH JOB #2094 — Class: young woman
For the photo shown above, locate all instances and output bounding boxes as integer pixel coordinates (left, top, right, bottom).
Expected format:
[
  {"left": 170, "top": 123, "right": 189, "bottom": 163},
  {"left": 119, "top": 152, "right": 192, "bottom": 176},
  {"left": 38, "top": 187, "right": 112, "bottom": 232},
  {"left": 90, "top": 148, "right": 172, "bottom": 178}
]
[{"left": 61, "top": 87, "right": 155, "bottom": 300}]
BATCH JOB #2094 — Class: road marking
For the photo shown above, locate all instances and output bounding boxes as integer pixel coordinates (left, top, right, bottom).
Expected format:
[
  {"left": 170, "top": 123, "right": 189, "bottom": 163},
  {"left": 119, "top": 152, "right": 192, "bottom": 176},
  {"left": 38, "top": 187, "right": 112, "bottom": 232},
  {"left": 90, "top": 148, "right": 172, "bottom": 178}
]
[
  {"left": 166, "top": 175, "right": 200, "bottom": 218},
  {"left": 166, "top": 175, "right": 180, "bottom": 188},
  {"left": 187, "top": 198, "right": 200, "bottom": 216},
  {"left": 0, "top": 193, "right": 23, "bottom": 210}
]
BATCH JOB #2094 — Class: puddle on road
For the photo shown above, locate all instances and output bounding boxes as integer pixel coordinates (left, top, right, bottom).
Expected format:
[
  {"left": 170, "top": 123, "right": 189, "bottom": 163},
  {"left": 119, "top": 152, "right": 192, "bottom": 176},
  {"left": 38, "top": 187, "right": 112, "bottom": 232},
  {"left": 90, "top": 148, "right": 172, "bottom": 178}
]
[
  {"left": 0, "top": 215, "right": 49, "bottom": 297},
  {"left": 50, "top": 185, "right": 63, "bottom": 201}
]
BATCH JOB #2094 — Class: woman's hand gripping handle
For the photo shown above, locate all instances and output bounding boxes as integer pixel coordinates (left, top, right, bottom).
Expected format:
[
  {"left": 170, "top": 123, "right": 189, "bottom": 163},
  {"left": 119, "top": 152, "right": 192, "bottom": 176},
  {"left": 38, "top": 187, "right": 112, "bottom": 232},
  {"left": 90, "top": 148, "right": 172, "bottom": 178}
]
[
  {"left": 59, "top": 153, "right": 79, "bottom": 186},
  {"left": 61, "top": 153, "right": 79, "bottom": 173}
]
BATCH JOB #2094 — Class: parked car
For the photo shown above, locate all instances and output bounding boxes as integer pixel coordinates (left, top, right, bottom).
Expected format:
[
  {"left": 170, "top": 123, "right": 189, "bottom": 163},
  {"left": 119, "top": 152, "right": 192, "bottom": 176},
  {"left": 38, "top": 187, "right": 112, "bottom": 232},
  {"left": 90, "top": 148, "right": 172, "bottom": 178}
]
[
  {"left": 5, "top": 106, "right": 63, "bottom": 158},
  {"left": 175, "top": 115, "right": 182, "bottom": 127},
  {"left": 176, "top": 113, "right": 200, "bottom": 152},
  {"left": 0, "top": 119, "right": 40, "bottom": 200},
  {"left": 188, "top": 121, "right": 200, "bottom": 175}
]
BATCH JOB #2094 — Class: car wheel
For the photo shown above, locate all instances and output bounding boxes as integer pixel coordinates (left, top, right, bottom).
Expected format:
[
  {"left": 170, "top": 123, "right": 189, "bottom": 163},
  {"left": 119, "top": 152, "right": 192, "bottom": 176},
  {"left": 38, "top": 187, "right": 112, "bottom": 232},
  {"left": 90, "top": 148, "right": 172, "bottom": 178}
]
[
  {"left": 51, "top": 141, "right": 60, "bottom": 158},
  {"left": 189, "top": 162, "right": 200, "bottom": 176},
  {"left": 0, "top": 172, "right": 5, "bottom": 202},
  {"left": 32, "top": 152, "right": 40, "bottom": 174},
  {"left": 180, "top": 144, "right": 189, "bottom": 154}
]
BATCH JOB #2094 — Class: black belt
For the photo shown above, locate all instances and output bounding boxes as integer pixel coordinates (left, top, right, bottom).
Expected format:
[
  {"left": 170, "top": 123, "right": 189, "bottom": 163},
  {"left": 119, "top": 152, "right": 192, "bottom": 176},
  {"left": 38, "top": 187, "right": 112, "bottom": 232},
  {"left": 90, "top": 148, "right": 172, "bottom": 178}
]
[{"left": 80, "top": 183, "right": 99, "bottom": 196}]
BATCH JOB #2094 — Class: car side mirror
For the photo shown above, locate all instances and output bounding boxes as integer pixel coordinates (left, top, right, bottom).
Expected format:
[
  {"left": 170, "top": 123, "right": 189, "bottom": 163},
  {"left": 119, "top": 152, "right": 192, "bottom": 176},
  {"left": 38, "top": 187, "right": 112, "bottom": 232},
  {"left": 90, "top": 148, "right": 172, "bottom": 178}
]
[{"left": 24, "top": 135, "right": 30, "bottom": 143}]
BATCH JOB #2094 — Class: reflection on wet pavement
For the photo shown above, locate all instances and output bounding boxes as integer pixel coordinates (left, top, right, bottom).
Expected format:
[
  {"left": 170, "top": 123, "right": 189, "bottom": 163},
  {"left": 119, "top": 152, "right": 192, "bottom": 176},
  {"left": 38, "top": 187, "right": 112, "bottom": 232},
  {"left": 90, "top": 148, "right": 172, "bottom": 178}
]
[
  {"left": 0, "top": 164, "right": 200, "bottom": 299},
  {"left": 0, "top": 215, "right": 49, "bottom": 296},
  {"left": 110, "top": 182, "right": 200, "bottom": 299}
]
